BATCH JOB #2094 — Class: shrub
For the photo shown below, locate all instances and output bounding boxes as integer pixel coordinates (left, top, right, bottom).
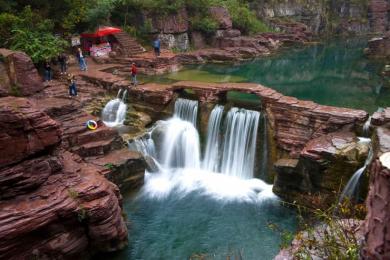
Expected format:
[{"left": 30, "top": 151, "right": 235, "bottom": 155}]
[
  {"left": 10, "top": 29, "right": 68, "bottom": 63},
  {"left": 191, "top": 16, "right": 218, "bottom": 34}
]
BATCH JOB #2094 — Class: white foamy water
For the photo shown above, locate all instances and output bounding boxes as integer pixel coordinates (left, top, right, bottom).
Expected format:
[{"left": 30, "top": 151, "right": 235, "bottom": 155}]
[
  {"left": 141, "top": 168, "right": 276, "bottom": 203},
  {"left": 130, "top": 99, "right": 276, "bottom": 204},
  {"left": 102, "top": 89, "right": 127, "bottom": 127}
]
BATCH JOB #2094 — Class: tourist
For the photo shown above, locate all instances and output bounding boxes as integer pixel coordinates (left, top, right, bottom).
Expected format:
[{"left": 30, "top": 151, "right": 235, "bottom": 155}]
[
  {"left": 44, "top": 60, "right": 52, "bottom": 82},
  {"left": 68, "top": 75, "right": 78, "bottom": 97},
  {"left": 131, "top": 63, "right": 138, "bottom": 86},
  {"left": 153, "top": 37, "right": 161, "bottom": 57},
  {"left": 58, "top": 53, "right": 67, "bottom": 74},
  {"left": 77, "top": 47, "right": 88, "bottom": 71}
]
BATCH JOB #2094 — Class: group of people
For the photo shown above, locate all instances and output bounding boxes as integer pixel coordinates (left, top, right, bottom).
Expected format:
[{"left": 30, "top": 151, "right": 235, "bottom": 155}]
[{"left": 43, "top": 37, "right": 163, "bottom": 97}]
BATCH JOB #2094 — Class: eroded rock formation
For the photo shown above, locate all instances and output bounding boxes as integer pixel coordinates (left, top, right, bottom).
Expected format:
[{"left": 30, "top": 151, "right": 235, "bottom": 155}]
[
  {"left": 0, "top": 51, "right": 147, "bottom": 258},
  {"left": 362, "top": 111, "right": 390, "bottom": 258},
  {"left": 0, "top": 49, "right": 44, "bottom": 96}
]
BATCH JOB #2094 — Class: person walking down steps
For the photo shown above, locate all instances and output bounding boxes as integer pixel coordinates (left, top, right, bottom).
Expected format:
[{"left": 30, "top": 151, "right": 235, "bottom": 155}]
[{"left": 131, "top": 63, "right": 138, "bottom": 86}]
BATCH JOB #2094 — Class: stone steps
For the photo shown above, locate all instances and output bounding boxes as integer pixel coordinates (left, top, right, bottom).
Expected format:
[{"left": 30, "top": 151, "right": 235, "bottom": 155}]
[
  {"left": 114, "top": 32, "right": 145, "bottom": 56},
  {"left": 71, "top": 137, "right": 122, "bottom": 157}
]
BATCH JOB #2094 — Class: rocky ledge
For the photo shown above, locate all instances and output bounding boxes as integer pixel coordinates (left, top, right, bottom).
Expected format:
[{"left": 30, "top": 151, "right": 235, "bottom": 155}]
[{"left": 0, "top": 50, "right": 146, "bottom": 259}]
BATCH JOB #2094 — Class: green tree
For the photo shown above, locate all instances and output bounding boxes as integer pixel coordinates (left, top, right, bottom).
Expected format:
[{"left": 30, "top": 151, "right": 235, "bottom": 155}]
[{"left": 10, "top": 29, "right": 68, "bottom": 63}]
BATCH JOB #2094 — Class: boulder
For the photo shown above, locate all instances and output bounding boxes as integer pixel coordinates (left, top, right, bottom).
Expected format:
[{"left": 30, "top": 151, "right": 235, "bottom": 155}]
[
  {"left": 371, "top": 107, "right": 390, "bottom": 127},
  {"left": 0, "top": 49, "right": 43, "bottom": 96},
  {"left": 0, "top": 97, "right": 62, "bottom": 168},
  {"left": 209, "top": 6, "right": 232, "bottom": 29}
]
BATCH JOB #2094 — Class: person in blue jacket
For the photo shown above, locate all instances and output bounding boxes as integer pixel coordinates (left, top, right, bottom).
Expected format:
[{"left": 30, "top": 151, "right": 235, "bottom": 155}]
[{"left": 153, "top": 37, "right": 161, "bottom": 57}]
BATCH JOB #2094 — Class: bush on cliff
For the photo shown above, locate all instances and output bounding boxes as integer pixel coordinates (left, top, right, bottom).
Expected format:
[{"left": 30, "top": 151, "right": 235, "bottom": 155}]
[{"left": 212, "top": 0, "right": 271, "bottom": 34}]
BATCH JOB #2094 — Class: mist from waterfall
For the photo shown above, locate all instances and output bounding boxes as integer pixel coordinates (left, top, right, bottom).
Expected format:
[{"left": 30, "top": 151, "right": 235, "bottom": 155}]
[{"left": 102, "top": 89, "right": 127, "bottom": 127}]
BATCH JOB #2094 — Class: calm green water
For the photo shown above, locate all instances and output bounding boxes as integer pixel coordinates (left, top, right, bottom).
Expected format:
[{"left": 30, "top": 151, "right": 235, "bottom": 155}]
[
  {"left": 143, "top": 38, "right": 389, "bottom": 113},
  {"left": 106, "top": 187, "right": 296, "bottom": 260}
]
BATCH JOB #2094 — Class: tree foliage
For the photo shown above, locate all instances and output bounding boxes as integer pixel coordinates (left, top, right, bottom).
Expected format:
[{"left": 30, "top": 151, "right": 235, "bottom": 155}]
[{"left": 10, "top": 29, "right": 68, "bottom": 63}]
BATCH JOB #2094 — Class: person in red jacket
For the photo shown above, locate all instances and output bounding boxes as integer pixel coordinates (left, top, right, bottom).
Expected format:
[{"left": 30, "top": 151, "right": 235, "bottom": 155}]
[{"left": 131, "top": 63, "right": 137, "bottom": 86}]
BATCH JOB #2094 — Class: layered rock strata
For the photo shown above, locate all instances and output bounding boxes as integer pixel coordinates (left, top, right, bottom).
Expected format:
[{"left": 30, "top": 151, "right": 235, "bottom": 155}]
[
  {"left": 362, "top": 112, "right": 390, "bottom": 258},
  {"left": 0, "top": 55, "right": 146, "bottom": 258},
  {"left": 0, "top": 96, "right": 130, "bottom": 259},
  {"left": 0, "top": 49, "right": 44, "bottom": 96}
]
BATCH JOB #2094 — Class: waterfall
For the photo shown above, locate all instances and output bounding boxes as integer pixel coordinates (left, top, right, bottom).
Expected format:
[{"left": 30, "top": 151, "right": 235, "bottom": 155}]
[
  {"left": 339, "top": 140, "right": 373, "bottom": 202},
  {"left": 161, "top": 118, "right": 201, "bottom": 169},
  {"left": 102, "top": 89, "right": 127, "bottom": 127},
  {"left": 128, "top": 134, "right": 156, "bottom": 158},
  {"left": 220, "top": 108, "right": 260, "bottom": 179},
  {"left": 363, "top": 116, "right": 371, "bottom": 136},
  {"left": 174, "top": 98, "right": 198, "bottom": 127},
  {"left": 202, "top": 105, "right": 224, "bottom": 172},
  {"left": 117, "top": 89, "right": 123, "bottom": 98},
  {"left": 128, "top": 98, "right": 274, "bottom": 202}
]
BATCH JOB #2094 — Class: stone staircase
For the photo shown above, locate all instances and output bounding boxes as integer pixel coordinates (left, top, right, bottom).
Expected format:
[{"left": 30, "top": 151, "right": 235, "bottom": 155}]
[{"left": 114, "top": 32, "right": 145, "bottom": 56}]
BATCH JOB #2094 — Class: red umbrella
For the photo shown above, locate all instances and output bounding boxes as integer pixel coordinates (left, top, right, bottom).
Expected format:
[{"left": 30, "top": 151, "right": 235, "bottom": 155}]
[{"left": 81, "top": 26, "right": 122, "bottom": 38}]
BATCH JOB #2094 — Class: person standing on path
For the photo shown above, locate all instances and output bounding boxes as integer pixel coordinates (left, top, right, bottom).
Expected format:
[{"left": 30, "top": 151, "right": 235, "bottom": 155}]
[
  {"left": 153, "top": 37, "right": 161, "bottom": 57},
  {"left": 131, "top": 63, "right": 138, "bottom": 86},
  {"left": 44, "top": 60, "right": 52, "bottom": 82},
  {"left": 68, "top": 75, "right": 78, "bottom": 97},
  {"left": 58, "top": 53, "right": 67, "bottom": 74},
  {"left": 77, "top": 47, "right": 87, "bottom": 71}
]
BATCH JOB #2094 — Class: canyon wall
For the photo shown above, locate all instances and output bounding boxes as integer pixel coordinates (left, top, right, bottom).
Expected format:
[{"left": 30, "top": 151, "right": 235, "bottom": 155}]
[
  {"left": 0, "top": 50, "right": 146, "bottom": 259},
  {"left": 251, "top": 0, "right": 389, "bottom": 35}
]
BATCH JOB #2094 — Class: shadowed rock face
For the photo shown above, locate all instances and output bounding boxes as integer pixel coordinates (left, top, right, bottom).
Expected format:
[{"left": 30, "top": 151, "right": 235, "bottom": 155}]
[
  {"left": 0, "top": 49, "right": 44, "bottom": 96},
  {"left": 362, "top": 124, "right": 390, "bottom": 258}
]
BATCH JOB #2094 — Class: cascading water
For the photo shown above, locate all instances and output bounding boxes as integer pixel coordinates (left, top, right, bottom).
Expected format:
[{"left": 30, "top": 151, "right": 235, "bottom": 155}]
[
  {"left": 363, "top": 116, "right": 371, "bottom": 136},
  {"left": 128, "top": 133, "right": 156, "bottom": 158},
  {"left": 174, "top": 98, "right": 198, "bottom": 127},
  {"left": 102, "top": 89, "right": 127, "bottom": 127},
  {"left": 118, "top": 98, "right": 296, "bottom": 260},
  {"left": 220, "top": 108, "right": 260, "bottom": 179},
  {"left": 202, "top": 105, "right": 224, "bottom": 172},
  {"left": 161, "top": 118, "right": 201, "bottom": 169},
  {"left": 339, "top": 138, "right": 373, "bottom": 202}
]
